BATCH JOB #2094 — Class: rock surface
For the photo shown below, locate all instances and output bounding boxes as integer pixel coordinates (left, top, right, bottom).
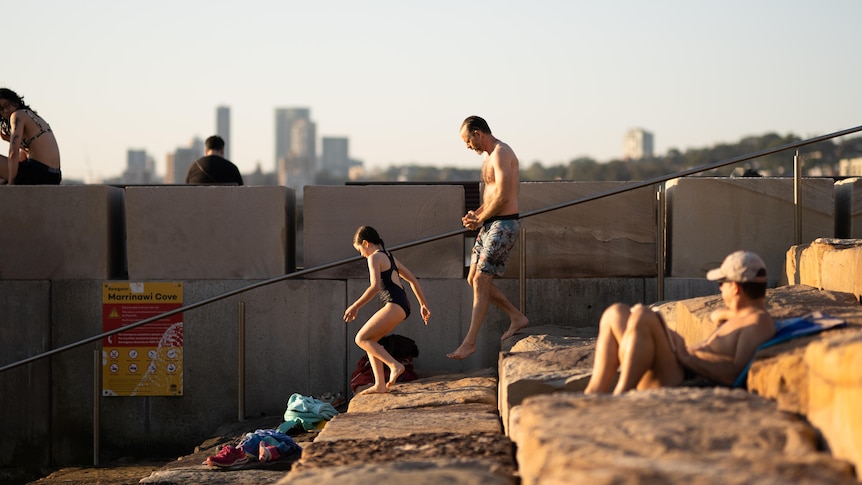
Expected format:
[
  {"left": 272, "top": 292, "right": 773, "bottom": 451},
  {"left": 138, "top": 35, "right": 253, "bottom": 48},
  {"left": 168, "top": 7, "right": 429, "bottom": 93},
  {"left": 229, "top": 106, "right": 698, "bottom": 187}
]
[
  {"left": 515, "top": 388, "right": 857, "bottom": 485},
  {"left": 279, "top": 459, "right": 514, "bottom": 485},
  {"left": 498, "top": 334, "right": 595, "bottom": 434},
  {"left": 315, "top": 403, "right": 500, "bottom": 441},
  {"left": 278, "top": 366, "right": 515, "bottom": 484},
  {"left": 806, "top": 331, "right": 862, "bottom": 478},
  {"left": 345, "top": 369, "right": 497, "bottom": 413}
]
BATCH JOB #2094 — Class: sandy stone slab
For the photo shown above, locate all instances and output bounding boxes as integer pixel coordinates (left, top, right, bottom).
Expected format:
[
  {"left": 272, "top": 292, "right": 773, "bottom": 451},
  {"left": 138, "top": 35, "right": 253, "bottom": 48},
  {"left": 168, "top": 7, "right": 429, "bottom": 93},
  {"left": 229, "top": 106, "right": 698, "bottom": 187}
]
[
  {"left": 293, "top": 432, "right": 514, "bottom": 474},
  {"left": 806, "top": 331, "right": 862, "bottom": 476},
  {"left": 498, "top": 344, "right": 595, "bottom": 435},
  {"left": 515, "top": 388, "right": 855, "bottom": 485},
  {"left": 501, "top": 325, "right": 598, "bottom": 353},
  {"left": 747, "top": 325, "right": 862, "bottom": 414},
  {"left": 347, "top": 371, "right": 497, "bottom": 413},
  {"left": 316, "top": 403, "right": 499, "bottom": 441},
  {"left": 140, "top": 468, "right": 288, "bottom": 484},
  {"left": 279, "top": 459, "right": 515, "bottom": 485},
  {"left": 533, "top": 452, "right": 857, "bottom": 485}
]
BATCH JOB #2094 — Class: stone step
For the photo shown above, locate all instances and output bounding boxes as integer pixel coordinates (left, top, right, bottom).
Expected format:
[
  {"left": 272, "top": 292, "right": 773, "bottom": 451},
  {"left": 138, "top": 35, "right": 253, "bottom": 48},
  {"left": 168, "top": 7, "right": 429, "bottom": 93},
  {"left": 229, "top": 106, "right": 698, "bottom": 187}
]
[
  {"left": 138, "top": 370, "right": 515, "bottom": 484},
  {"left": 278, "top": 369, "right": 515, "bottom": 484}
]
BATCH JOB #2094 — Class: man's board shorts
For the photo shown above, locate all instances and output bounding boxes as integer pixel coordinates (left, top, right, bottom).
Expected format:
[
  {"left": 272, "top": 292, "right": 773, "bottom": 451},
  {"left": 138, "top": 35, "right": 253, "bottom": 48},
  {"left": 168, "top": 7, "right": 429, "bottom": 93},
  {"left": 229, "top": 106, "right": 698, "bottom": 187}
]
[{"left": 471, "top": 214, "right": 520, "bottom": 276}]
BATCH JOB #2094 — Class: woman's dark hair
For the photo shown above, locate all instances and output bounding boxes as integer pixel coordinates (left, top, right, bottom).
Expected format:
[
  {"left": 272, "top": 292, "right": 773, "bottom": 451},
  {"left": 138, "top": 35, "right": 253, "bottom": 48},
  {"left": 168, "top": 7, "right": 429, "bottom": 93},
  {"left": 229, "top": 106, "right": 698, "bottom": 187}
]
[
  {"left": 0, "top": 88, "right": 31, "bottom": 138},
  {"left": 353, "top": 225, "right": 385, "bottom": 249},
  {"left": 0, "top": 88, "right": 31, "bottom": 112}
]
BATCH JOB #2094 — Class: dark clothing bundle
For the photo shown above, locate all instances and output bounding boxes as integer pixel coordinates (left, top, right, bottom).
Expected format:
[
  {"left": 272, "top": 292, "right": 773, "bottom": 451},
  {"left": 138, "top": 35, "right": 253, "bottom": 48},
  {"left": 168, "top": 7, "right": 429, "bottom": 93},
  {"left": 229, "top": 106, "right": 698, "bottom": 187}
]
[{"left": 349, "top": 334, "right": 419, "bottom": 392}]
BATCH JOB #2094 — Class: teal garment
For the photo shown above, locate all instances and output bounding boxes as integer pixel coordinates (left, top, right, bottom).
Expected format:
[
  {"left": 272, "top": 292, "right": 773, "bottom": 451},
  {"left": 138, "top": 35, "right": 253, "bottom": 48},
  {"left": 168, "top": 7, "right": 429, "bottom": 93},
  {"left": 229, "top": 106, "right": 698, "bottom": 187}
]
[
  {"left": 732, "top": 311, "right": 845, "bottom": 388},
  {"left": 276, "top": 393, "right": 339, "bottom": 432}
]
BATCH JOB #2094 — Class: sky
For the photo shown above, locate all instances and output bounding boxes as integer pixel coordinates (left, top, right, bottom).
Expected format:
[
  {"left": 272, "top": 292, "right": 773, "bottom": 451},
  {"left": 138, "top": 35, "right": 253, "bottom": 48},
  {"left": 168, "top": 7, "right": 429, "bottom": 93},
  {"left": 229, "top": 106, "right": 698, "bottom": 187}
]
[{"left": 6, "top": 1, "right": 862, "bottom": 182}]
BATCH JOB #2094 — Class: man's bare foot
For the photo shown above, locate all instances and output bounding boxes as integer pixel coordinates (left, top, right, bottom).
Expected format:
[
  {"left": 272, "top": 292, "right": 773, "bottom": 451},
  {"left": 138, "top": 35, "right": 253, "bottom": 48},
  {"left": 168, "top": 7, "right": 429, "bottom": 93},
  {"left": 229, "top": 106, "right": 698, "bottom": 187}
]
[
  {"left": 356, "top": 385, "right": 389, "bottom": 396},
  {"left": 446, "top": 342, "right": 476, "bottom": 360},
  {"left": 501, "top": 315, "right": 529, "bottom": 340},
  {"left": 386, "top": 362, "right": 405, "bottom": 388}
]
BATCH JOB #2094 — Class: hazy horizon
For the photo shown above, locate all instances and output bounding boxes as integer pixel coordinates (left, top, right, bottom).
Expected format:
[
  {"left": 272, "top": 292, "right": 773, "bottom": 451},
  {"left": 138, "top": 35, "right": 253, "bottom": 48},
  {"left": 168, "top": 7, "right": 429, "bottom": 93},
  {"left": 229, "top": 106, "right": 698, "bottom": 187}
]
[{"left": 6, "top": 1, "right": 862, "bottom": 182}]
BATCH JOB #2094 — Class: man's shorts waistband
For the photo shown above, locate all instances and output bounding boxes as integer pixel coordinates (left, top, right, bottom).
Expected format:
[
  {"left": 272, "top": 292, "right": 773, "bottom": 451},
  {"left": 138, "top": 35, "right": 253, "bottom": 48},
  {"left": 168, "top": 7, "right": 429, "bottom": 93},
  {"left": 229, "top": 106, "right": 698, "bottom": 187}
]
[{"left": 484, "top": 214, "right": 520, "bottom": 225}]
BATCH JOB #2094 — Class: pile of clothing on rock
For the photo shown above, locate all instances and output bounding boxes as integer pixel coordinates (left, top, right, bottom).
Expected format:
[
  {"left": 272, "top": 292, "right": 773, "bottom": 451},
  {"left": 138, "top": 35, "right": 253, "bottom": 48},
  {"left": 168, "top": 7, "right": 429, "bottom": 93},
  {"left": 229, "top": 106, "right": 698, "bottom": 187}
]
[
  {"left": 349, "top": 334, "right": 419, "bottom": 393},
  {"left": 276, "top": 392, "right": 340, "bottom": 433},
  {"left": 205, "top": 393, "right": 340, "bottom": 469},
  {"left": 205, "top": 429, "right": 302, "bottom": 469}
]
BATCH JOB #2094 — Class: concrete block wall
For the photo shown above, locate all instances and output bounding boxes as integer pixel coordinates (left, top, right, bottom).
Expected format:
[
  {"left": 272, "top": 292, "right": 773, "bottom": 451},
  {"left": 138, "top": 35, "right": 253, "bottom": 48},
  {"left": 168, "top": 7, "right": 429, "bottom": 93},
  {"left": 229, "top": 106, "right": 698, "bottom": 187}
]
[
  {"left": 0, "top": 281, "right": 51, "bottom": 469},
  {"left": 125, "top": 186, "right": 296, "bottom": 279},
  {"left": 835, "top": 177, "right": 862, "bottom": 238},
  {"left": 41, "top": 279, "right": 346, "bottom": 464},
  {"left": 0, "top": 179, "right": 856, "bottom": 470},
  {"left": 666, "top": 177, "right": 835, "bottom": 283},
  {"left": 0, "top": 186, "right": 125, "bottom": 279},
  {"left": 303, "top": 185, "right": 465, "bottom": 279},
  {"left": 513, "top": 182, "right": 657, "bottom": 278}
]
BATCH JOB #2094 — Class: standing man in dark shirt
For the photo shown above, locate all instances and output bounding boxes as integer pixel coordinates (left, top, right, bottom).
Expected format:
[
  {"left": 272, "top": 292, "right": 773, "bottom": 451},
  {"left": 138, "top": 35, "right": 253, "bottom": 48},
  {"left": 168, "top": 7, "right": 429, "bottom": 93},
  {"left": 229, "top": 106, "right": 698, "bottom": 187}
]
[{"left": 185, "top": 135, "right": 243, "bottom": 185}]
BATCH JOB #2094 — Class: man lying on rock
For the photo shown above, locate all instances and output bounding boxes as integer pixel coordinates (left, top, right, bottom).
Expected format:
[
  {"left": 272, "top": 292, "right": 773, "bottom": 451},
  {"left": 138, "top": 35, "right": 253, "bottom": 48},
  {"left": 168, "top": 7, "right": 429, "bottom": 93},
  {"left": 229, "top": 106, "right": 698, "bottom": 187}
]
[{"left": 585, "top": 250, "right": 775, "bottom": 394}]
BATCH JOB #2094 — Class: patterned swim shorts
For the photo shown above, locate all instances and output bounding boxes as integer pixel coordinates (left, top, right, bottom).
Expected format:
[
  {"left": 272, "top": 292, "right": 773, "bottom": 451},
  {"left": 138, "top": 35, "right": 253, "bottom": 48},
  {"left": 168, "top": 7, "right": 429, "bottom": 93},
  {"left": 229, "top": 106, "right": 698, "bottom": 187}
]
[{"left": 471, "top": 217, "right": 520, "bottom": 276}]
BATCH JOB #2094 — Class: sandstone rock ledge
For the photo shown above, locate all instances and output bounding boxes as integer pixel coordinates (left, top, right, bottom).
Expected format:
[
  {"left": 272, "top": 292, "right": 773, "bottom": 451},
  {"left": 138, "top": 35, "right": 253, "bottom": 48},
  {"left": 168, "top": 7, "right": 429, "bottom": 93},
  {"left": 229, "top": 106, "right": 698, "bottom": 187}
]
[{"left": 514, "top": 388, "right": 857, "bottom": 485}]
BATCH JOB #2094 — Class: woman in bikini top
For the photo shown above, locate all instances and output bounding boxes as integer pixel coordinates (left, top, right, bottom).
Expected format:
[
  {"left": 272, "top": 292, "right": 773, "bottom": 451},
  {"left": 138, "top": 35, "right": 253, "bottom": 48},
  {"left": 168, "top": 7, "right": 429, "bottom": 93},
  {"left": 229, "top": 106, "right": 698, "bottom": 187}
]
[{"left": 0, "top": 88, "right": 61, "bottom": 184}]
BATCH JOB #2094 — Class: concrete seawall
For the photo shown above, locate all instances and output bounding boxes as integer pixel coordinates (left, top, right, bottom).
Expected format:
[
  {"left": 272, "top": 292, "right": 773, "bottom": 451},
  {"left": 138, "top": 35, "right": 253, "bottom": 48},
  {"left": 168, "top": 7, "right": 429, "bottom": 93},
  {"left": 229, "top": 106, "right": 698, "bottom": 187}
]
[{"left": 1, "top": 178, "right": 860, "bottom": 470}]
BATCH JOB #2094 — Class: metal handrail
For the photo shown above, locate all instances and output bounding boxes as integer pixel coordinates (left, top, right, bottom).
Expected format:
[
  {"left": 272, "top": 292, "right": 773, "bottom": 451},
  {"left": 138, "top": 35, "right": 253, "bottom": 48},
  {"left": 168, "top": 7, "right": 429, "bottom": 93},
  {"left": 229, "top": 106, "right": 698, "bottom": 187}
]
[{"left": 2, "top": 124, "right": 861, "bottom": 374}]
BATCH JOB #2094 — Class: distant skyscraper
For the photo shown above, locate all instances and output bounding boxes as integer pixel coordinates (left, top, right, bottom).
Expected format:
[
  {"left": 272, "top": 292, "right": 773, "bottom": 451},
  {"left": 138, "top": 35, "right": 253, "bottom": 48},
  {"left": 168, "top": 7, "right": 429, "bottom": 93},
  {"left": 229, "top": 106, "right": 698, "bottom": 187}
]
[
  {"left": 321, "top": 136, "right": 350, "bottom": 179},
  {"left": 623, "top": 128, "right": 654, "bottom": 161},
  {"left": 123, "top": 149, "right": 157, "bottom": 184},
  {"left": 216, "top": 106, "right": 231, "bottom": 160},
  {"left": 274, "top": 108, "right": 317, "bottom": 195},
  {"left": 167, "top": 137, "right": 204, "bottom": 184}
]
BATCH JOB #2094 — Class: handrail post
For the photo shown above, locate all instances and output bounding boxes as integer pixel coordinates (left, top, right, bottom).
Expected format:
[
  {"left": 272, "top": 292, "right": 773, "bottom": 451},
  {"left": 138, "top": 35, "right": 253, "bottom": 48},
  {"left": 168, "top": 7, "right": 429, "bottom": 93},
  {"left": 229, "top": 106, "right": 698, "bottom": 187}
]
[
  {"left": 793, "top": 149, "right": 802, "bottom": 245},
  {"left": 93, "top": 348, "right": 100, "bottom": 466},
  {"left": 656, "top": 182, "right": 666, "bottom": 302},
  {"left": 519, "top": 228, "right": 526, "bottom": 313},
  {"left": 237, "top": 301, "right": 245, "bottom": 422}
]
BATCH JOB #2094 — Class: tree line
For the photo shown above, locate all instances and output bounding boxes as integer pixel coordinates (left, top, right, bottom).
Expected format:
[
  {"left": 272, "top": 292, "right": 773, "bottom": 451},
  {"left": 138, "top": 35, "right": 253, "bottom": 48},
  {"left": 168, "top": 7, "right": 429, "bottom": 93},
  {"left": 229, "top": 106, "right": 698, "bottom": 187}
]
[{"left": 345, "top": 132, "right": 862, "bottom": 183}]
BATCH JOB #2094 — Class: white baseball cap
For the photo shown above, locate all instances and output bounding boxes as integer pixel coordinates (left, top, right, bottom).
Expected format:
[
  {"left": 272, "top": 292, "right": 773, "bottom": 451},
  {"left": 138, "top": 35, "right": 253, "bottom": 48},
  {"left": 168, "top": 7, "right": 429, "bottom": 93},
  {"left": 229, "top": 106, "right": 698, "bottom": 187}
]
[{"left": 706, "top": 250, "right": 768, "bottom": 283}]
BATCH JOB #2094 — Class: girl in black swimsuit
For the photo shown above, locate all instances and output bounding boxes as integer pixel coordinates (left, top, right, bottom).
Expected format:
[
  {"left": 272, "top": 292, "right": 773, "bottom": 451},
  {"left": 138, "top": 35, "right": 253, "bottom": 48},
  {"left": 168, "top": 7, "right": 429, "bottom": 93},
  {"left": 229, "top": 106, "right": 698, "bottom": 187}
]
[{"left": 343, "top": 226, "right": 431, "bottom": 395}]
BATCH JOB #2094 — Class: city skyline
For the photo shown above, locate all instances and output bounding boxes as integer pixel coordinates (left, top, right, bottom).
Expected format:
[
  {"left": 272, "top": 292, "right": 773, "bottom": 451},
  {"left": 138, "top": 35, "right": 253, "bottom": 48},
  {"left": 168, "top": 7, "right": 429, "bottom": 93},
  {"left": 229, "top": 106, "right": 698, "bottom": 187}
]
[{"left": 5, "top": 1, "right": 862, "bottom": 183}]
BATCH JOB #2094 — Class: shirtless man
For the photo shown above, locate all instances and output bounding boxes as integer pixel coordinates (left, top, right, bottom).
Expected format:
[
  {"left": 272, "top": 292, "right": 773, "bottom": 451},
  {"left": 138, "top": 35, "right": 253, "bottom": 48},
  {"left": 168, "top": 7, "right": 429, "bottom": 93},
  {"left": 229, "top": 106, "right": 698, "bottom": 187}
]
[
  {"left": 448, "top": 116, "right": 529, "bottom": 360},
  {"left": 584, "top": 250, "right": 775, "bottom": 394}
]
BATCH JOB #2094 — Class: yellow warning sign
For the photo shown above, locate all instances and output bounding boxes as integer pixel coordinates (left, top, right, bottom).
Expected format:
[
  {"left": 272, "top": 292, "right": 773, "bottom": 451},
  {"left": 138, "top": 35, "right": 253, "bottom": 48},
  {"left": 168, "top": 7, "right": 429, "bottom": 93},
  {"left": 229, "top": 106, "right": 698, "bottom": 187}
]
[{"left": 102, "top": 282, "right": 183, "bottom": 397}]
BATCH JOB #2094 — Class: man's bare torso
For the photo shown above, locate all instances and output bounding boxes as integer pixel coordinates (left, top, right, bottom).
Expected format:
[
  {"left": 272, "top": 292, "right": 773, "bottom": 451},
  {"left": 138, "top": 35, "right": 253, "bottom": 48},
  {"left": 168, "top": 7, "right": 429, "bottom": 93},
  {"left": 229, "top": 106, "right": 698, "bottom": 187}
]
[
  {"left": 690, "top": 308, "right": 772, "bottom": 360},
  {"left": 481, "top": 141, "right": 520, "bottom": 216}
]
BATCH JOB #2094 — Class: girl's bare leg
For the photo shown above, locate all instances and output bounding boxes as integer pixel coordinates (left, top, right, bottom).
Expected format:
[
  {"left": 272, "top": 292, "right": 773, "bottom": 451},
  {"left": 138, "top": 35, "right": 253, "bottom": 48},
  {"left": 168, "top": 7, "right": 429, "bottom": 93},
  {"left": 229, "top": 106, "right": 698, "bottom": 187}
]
[{"left": 355, "top": 304, "right": 406, "bottom": 393}]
